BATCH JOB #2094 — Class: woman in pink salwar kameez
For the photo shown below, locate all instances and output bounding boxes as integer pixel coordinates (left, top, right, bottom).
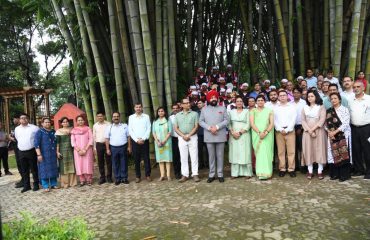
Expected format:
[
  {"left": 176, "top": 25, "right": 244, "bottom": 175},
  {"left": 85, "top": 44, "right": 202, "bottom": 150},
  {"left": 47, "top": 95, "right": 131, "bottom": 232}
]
[{"left": 71, "top": 115, "right": 94, "bottom": 186}]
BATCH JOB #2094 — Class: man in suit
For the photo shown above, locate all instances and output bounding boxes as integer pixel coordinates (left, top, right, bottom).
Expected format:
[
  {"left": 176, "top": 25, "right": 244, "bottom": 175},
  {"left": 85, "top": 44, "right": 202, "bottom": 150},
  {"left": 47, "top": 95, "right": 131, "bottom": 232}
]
[{"left": 199, "top": 90, "right": 229, "bottom": 183}]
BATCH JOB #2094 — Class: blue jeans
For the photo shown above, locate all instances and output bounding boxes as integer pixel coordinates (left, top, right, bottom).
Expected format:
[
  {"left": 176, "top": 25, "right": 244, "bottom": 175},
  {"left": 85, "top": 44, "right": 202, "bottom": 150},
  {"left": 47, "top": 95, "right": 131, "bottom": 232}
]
[
  {"left": 41, "top": 177, "right": 58, "bottom": 189},
  {"left": 111, "top": 144, "right": 128, "bottom": 181}
]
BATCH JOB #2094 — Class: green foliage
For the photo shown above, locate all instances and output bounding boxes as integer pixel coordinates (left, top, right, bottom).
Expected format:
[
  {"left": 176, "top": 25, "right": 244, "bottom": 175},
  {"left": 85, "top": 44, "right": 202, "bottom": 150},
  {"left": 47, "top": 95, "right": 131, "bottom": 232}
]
[{"left": 3, "top": 212, "right": 94, "bottom": 240}]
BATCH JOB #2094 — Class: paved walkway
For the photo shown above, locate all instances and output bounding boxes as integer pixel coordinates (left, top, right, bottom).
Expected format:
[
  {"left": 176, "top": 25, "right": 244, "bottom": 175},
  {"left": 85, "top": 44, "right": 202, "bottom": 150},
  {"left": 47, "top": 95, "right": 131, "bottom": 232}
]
[{"left": 0, "top": 167, "right": 369, "bottom": 240}]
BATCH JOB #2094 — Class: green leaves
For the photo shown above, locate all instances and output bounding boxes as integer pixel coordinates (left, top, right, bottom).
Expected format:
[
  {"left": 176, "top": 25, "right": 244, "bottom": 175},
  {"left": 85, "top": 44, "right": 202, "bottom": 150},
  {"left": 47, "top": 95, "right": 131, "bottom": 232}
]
[{"left": 2, "top": 212, "right": 95, "bottom": 240}]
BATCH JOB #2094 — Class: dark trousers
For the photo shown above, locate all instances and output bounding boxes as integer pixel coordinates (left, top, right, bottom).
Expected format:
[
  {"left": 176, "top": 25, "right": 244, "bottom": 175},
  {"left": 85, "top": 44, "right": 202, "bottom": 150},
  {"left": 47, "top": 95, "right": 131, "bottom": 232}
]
[
  {"left": 0, "top": 147, "right": 9, "bottom": 173},
  {"left": 96, "top": 142, "right": 112, "bottom": 180},
  {"left": 295, "top": 125, "right": 303, "bottom": 168},
  {"left": 14, "top": 145, "right": 22, "bottom": 174},
  {"left": 19, "top": 149, "right": 39, "bottom": 188},
  {"left": 110, "top": 144, "right": 128, "bottom": 181},
  {"left": 171, "top": 137, "right": 181, "bottom": 178},
  {"left": 132, "top": 140, "right": 151, "bottom": 178},
  {"left": 351, "top": 124, "right": 370, "bottom": 176},
  {"left": 198, "top": 135, "right": 209, "bottom": 169},
  {"left": 329, "top": 163, "right": 351, "bottom": 181}
]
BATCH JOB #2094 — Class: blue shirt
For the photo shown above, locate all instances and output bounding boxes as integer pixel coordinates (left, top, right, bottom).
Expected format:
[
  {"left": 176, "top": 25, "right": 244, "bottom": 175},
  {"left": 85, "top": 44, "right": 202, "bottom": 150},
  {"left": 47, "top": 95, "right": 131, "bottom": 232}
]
[
  {"left": 305, "top": 76, "right": 318, "bottom": 89},
  {"left": 128, "top": 113, "right": 151, "bottom": 142},
  {"left": 104, "top": 123, "right": 129, "bottom": 146},
  {"left": 323, "top": 93, "right": 349, "bottom": 110}
]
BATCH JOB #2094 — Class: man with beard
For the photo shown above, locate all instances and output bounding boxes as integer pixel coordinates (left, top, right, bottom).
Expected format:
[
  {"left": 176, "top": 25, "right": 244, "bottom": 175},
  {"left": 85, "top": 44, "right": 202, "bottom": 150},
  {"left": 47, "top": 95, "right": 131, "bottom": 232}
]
[
  {"left": 190, "top": 91, "right": 200, "bottom": 111},
  {"left": 200, "top": 83, "right": 209, "bottom": 102},
  {"left": 199, "top": 91, "right": 229, "bottom": 183},
  {"left": 265, "top": 89, "right": 279, "bottom": 110},
  {"left": 341, "top": 76, "right": 355, "bottom": 100},
  {"left": 263, "top": 79, "right": 272, "bottom": 92},
  {"left": 224, "top": 89, "right": 234, "bottom": 108},
  {"left": 291, "top": 87, "right": 307, "bottom": 173},
  {"left": 240, "top": 83, "right": 249, "bottom": 104}
]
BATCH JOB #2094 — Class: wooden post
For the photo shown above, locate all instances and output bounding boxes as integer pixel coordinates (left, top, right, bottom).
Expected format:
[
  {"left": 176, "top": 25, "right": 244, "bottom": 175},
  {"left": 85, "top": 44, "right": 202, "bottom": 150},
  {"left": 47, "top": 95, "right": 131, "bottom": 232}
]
[
  {"left": 4, "top": 98, "right": 9, "bottom": 134},
  {"left": 23, "top": 92, "right": 28, "bottom": 113},
  {"left": 45, "top": 93, "right": 50, "bottom": 117}
]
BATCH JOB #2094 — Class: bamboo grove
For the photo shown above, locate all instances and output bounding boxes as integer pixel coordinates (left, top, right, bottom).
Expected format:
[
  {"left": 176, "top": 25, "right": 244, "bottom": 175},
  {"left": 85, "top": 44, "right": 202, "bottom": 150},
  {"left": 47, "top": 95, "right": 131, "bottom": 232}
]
[{"left": 30, "top": 0, "right": 370, "bottom": 125}]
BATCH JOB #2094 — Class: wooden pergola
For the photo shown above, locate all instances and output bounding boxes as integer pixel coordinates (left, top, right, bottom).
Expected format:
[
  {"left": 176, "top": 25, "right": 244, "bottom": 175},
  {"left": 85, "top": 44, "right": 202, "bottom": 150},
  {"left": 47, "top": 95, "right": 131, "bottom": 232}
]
[{"left": 0, "top": 87, "right": 52, "bottom": 133}]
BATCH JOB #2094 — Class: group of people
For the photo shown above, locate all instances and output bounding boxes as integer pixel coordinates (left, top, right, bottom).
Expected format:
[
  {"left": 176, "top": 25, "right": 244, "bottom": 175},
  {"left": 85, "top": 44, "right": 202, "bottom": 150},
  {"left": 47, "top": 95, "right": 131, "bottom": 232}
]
[{"left": 0, "top": 67, "right": 369, "bottom": 193}]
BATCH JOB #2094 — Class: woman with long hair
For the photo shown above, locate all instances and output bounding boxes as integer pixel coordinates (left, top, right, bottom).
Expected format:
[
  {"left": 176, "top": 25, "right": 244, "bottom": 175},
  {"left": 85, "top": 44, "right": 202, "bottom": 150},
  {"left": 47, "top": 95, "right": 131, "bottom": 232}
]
[
  {"left": 152, "top": 107, "right": 173, "bottom": 181},
  {"left": 301, "top": 90, "right": 327, "bottom": 180}
]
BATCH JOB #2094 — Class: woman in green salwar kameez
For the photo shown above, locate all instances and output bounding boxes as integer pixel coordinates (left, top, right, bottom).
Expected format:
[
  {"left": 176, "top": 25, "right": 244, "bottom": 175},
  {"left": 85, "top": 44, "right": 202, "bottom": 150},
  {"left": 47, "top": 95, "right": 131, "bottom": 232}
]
[
  {"left": 250, "top": 95, "right": 275, "bottom": 180},
  {"left": 56, "top": 117, "right": 77, "bottom": 188}
]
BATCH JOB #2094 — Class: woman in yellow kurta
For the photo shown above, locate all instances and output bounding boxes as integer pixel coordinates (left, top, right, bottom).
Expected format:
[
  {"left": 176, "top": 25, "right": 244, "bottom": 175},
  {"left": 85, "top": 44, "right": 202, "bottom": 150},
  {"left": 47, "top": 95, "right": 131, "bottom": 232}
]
[{"left": 228, "top": 96, "right": 252, "bottom": 178}]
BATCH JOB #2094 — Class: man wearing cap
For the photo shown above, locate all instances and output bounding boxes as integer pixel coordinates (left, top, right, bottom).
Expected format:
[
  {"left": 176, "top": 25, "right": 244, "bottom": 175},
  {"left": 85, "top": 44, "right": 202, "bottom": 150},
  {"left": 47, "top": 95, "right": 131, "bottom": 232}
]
[
  {"left": 219, "top": 88, "right": 227, "bottom": 106},
  {"left": 200, "top": 83, "right": 209, "bottom": 102},
  {"left": 225, "top": 64, "right": 238, "bottom": 87},
  {"left": 190, "top": 90, "right": 200, "bottom": 111},
  {"left": 224, "top": 89, "right": 234, "bottom": 108},
  {"left": 249, "top": 83, "right": 263, "bottom": 99},
  {"left": 195, "top": 67, "right": 208, "bottom": 86},
  {"left": 217, "top": 77, "right": 227, "bottom": 91},
  {"left": 199, "top": 91, "right": 229, "bottom": 183},
  {"left": 305, "top": 68, "right": 318, "bottom": 89},
  {"left": 209, "top": 66, "right": 220, "bottom": 86},
  {"left": 263, "top": 80, "right": 271, "bottom": 92},
  {"left": 280, "top": 79, "right": 288, "bottom": 90},
  {"left": 240, "top": 83, "right": 249, "bottom": 105},
  {"left": 297, "top": 76, "right": 304, "bottom": 85}
]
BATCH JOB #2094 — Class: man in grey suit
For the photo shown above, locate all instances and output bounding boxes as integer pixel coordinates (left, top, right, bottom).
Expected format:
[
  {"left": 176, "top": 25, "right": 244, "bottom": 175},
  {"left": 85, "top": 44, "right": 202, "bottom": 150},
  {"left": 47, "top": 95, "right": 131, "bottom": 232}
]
[{"left": 199, "top": 90, "right": 229, "bottom": 183}]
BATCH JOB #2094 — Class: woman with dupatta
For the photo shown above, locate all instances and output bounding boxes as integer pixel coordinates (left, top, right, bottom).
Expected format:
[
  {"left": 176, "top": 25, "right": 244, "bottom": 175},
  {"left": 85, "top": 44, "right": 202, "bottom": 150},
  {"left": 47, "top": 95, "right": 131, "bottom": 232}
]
[
  {"left": 326, "top": 92, "right": 352, "bottom": 182},
  {"left": 228, "top": 96, "right": 252, "bottom": 179},
  {"left": 250, "top": 95, "right": 275, "bottom": 180},
  {"left": 71, "top": 115, "right": 94, "bottom": 186},
  {"left": 152, "top": 107, "right": 173, "bottom": 181},
  {"left": 56, "top": 117, "right": 77, "bottom": 188}
]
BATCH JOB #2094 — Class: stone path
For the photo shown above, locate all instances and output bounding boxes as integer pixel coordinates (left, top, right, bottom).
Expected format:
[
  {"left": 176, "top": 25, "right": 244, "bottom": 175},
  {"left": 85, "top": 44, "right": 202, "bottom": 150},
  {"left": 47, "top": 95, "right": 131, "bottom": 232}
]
[{"left": 0, "top": 167, "right": 369, "bottom": 240}]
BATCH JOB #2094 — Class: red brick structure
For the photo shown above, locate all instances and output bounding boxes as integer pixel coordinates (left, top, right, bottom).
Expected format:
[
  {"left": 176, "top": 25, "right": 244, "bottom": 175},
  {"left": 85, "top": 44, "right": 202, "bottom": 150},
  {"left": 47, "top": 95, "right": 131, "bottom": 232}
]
[{"left": 53, "top": 103, "right": 87, "bottom": 130}]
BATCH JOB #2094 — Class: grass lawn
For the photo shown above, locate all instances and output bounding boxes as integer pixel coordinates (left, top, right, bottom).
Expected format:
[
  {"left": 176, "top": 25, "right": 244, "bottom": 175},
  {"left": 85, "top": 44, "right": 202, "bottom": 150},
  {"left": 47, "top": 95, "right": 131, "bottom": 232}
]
[{"left": 7, "top": 155, "right": 17, "bottom": 169}]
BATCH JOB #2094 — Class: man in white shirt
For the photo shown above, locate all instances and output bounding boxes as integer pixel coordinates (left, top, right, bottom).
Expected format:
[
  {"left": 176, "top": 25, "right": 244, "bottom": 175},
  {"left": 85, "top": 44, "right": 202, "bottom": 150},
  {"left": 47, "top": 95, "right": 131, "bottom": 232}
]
[
  {"left": 291, "top": 87, "right": 307, "bottom": 173},
  {"left": 14, "top": 113, "right": 40, "bottom": 193},
  {"left": 105, "top": 112, "right": 131, "bottom": 185},
  {"left": 349, "top": 81, "right": 370, "bottom": 179},
  {"left": 341, "top": 76, "right": 355, "bottom": 100},
  {"left": 274, "top": 90, "right": 297, "bottom": 177},
  {"left": 128, "top": 103, "right": 152, "bottom": 183},
  {"left": 169, "top": 104, "right": 181, "bottom": 179},
  {"left": 265, "top": 89, "right": 279, "bottom": 110},
  {"left": 324, "top": 69, "right": 343, "bottom": 92},
  {"left": 93, "top": 112, "right": 112, "bottom": 184}
]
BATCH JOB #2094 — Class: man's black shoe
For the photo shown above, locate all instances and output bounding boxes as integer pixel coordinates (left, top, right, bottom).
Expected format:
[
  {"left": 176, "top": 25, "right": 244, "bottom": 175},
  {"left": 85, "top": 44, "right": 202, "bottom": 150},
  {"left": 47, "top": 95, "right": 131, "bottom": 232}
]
[
  {"left": 15, "top": 181, "right": 24, "bottom": 188},
  {"left": 351, "top": 171, "right": 364, "bottom": 177},
  {"left": 218, "top": 177, "right": 225, "bottom": 183},
  {"left": 115, "top": 180, "right": 121, "bottom": 185},
  {"left": 122, "top": 179, "right": 129, "bottom": 184},
  {"left": 21, "top": 187, "right": 31, "bottom": 193},
  {"left": 99, "top": 179, "right": 106, "bottom": 185},
  {"left": 33, "top": 183, "right": 40, "bottom": 191},
  {"left": 107, "top": 178, "right": 113, "bottom": 183},
  {"left": 289, "top": 172, "right": 296, "bottom": 178},
  {"left": 279, "top": 171, "right": 286, "bottom": 177},
  {"left": 5, "top": 171, "right": 13, "bottom": 175},
  {"left": 207, "top": 177, "right": 215, "bottom": 183}
]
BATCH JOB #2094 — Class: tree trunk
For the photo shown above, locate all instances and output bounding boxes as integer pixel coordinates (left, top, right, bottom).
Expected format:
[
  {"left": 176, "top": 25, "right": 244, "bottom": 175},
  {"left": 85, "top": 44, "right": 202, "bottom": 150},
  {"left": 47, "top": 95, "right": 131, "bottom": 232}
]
[
  {"left": 197, "top": 0, "right": 203, "bottom": 67},
  {"left": 333, "top": 0, "right": 343, "bottom": 78},
  {"left": 138, "top": 0, "right": 160, "bottom": 114},
  {"left": 108, "top": 0, "right": 126, "bottom": 120},
  {"left": 305, "top": 1, "right": 316, "bottom": 69},
  {"left": 162, "top": 0, "right": 173, "bottom": 113},
  {"left": 186, "top": 0, "right": 193, "bottom": 81},
  {"left": 73, "top": 0, "right": 98, "bottom": 119},
  {"left": 155, "top": 0, "right": 164, "bottom": 106},
  {"left": 356, "top": 0, "right": 368, "bottom": 72},
  {"left": 80, "top": 0, "right": 112, "bottom": 121},
  {"left": 267, "top": 1, "right": 277, "bottom": 82},
  {"left": 329, "top": 0, "right": 336, "bottom": 64},
  {"left": 365, "top": 37, "right": 370, "bottom": 92},
  {"left": 288, "top": 0, "right": 294, "bottom": 72},
  {"left": 296, "top": 0, "right": 305, "bottom": 74},
  {"left": 322, "top": 0, "right": 330, "bottom": 71},
  {"left": 273, "top": 0, "right": 293, "bottom": 81},
  {"left": 348, "top": 0, "right": 362, "bottom": 79},
  {"left": 115, "top": 0, "right": 139, "bottom": 105},
  {"left": 167, "top": 0, "right": 177, "bottom": 102}
]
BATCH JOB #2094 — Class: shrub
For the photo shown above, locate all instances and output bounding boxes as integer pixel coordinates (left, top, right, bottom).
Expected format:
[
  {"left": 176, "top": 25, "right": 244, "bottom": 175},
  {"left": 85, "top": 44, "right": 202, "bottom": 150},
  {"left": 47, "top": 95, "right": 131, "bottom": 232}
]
[{"left": 2, "top": 212, "right": 94, "bottom": 240}]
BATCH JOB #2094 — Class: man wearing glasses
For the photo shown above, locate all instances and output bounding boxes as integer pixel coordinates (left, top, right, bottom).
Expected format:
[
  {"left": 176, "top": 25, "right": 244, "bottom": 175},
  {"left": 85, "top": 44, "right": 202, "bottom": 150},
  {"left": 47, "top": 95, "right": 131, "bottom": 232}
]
[{"left": 174, "top": 98, "right": 200, "bottom": 183}]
